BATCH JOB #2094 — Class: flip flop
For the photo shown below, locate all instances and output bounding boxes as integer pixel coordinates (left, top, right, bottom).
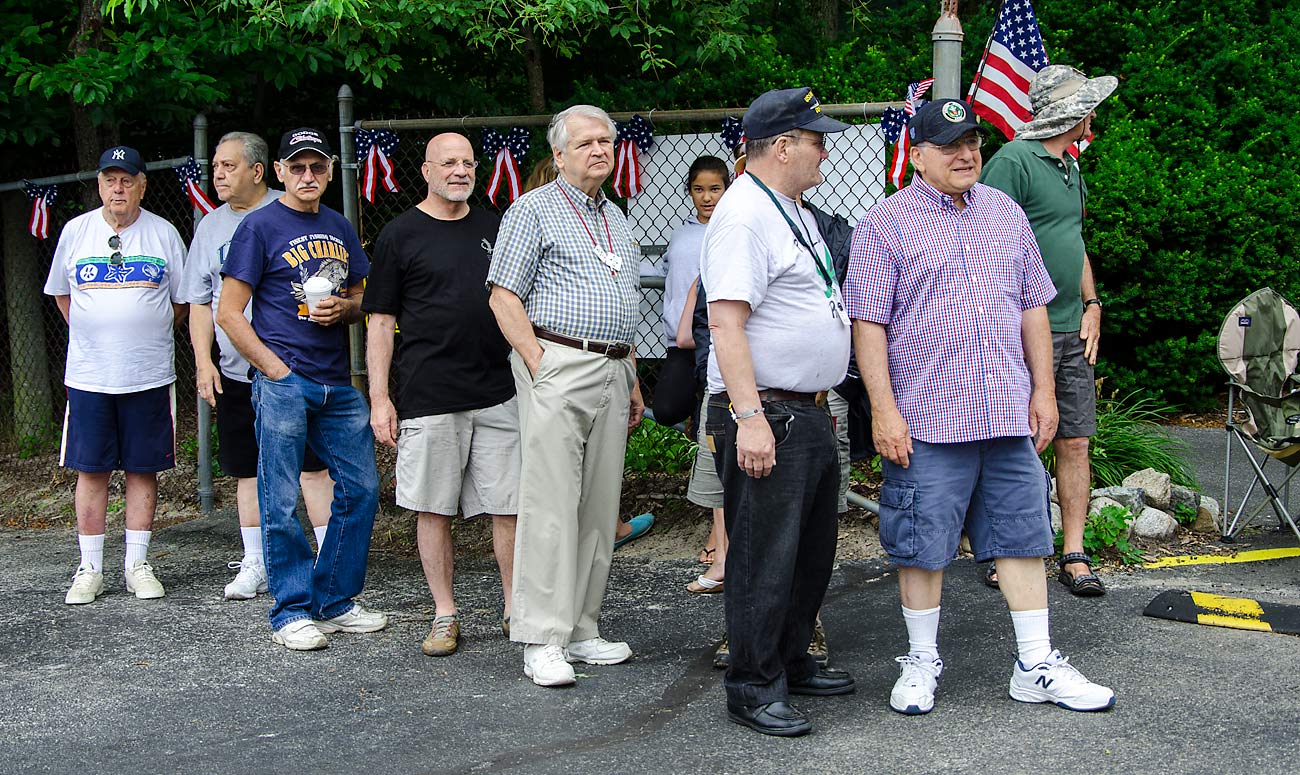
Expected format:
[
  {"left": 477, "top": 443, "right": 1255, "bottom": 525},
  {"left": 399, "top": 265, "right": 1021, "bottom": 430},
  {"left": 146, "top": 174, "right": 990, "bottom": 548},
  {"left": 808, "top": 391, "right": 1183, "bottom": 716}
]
[
  {"left": 699, "top": 547, "right": 716, "bottom": 565},
  {"left": 614, "top": 512, "right": 655, "bottom": 549},
  {"left": 983, "top": 562, "right": 999, "bottom": 589},
  {"left": 687, "top": 575, "right": 724, "bottom": 594}
]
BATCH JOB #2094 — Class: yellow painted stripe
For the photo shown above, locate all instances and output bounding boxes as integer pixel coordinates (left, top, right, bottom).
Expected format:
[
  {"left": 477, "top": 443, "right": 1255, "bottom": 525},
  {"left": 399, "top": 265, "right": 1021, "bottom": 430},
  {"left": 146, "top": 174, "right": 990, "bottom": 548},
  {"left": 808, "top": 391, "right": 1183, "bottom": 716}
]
[
  {"left": 1143, "top": 547, "right": 1300, "bottom": 568},
  {"left": 1189, "top": 591, "right": 1266, "bottom": 617},
  {"left": 1196, "top": 614, "right": 1273, "bottom": 632}
]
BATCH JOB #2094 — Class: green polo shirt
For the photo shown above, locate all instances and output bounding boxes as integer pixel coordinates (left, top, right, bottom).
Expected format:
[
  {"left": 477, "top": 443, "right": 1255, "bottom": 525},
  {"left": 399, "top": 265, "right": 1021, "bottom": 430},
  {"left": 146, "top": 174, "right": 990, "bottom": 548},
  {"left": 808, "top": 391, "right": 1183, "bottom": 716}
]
[{"left": 980, "top": 139, "right": 1088, "bottom": 332}]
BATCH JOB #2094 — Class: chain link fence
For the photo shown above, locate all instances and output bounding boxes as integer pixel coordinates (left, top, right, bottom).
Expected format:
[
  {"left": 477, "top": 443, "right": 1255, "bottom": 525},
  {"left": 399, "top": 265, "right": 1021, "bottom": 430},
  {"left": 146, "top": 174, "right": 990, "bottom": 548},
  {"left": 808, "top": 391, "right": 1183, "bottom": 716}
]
[
  {"left": 353, "top": 104, "right": 893, "bottom": 404},
  {"left": 0, "top": 157, "right": 202, "bottom": 455}
]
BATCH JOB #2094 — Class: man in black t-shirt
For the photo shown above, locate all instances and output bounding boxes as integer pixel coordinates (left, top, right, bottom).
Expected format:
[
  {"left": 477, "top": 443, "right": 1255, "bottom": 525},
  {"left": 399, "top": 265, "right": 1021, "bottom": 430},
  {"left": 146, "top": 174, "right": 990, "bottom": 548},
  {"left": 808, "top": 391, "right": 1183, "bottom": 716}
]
[{"left": 363, "top": 133, "right": 519, "bottom": 659}]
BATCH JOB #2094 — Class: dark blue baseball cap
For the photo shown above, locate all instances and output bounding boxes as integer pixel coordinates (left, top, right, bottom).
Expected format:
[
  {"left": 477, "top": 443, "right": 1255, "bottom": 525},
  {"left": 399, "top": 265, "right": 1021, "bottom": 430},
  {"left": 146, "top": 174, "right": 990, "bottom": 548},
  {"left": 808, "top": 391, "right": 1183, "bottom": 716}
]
[
  {"left": 98, "top": 146, "right": 145, "bottom": 175},
  {"left": 743, "top": 87, "right": 851, "bottom": 140},
  {"left": 908, "top": 99, "right": 989, "bottom": 145}
]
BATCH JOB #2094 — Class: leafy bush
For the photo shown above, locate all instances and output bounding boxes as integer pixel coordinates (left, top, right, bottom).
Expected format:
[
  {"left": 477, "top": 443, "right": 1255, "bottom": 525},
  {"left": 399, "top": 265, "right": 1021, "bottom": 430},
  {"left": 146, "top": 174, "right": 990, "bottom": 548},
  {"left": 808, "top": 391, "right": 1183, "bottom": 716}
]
[
  {"left": 624, "top": 419, "right": 696, "bottom": 475},
  {"left": 1056, "top": 504, "right": 1143, "bottom": 565},
  {"left": 1041, "top": 390, "right": 1196, "bottom": 488}
]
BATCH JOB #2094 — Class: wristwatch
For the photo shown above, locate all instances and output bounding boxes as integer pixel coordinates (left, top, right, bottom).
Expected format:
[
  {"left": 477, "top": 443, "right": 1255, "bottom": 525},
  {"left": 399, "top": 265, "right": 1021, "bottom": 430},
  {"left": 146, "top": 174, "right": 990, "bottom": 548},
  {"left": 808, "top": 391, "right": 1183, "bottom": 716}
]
[{"left": 1084, "top": 298, "right": 1103, "bottom": 310}]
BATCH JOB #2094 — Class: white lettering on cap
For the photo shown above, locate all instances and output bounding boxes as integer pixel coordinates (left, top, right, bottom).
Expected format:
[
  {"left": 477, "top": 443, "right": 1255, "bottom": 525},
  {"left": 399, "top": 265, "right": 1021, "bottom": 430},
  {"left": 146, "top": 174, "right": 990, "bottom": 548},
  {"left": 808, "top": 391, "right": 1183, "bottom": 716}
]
[
  {"left": 112, "top": 149, "right": 125, "bottom": 160},
  {"left": 289, "top": 131, "right": 321, "bottom": 146}
]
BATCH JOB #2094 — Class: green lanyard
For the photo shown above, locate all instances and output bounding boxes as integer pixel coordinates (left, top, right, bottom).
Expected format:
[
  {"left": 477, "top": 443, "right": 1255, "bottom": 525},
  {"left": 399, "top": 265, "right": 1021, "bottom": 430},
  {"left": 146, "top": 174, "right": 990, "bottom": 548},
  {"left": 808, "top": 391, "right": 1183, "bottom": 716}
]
[{"left": 748, "top": 173, "right": 836, "bottom": 299}]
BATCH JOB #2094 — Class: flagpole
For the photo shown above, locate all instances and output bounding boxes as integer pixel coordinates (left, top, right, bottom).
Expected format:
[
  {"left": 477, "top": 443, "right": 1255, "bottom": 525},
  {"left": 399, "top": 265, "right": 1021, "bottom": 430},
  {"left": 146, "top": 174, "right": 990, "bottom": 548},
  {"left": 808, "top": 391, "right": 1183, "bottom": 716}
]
[{"left": 967, "top": 0, "right": 1010, "bottom": 103}]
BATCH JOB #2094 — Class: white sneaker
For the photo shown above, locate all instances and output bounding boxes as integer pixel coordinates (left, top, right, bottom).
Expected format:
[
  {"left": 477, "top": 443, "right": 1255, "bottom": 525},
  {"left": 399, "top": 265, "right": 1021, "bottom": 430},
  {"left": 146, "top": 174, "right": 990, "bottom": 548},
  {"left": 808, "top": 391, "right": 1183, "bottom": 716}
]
[
  {"left": 272, "top": 619, "right": 328, "bottom": 651},
  {"left": 124, "top": 560, "right": 165, "bottom": 599},
  {"left": 314, "top": 603, "right": 389, "bottom": 634},
  {"left": 890, "top": 654, "right": 943, "bottom": 715},
  {"left": 223, "top": 558, "right": 267, "bottom": 600},
  {"left": 65, "top": 564, "right": 104, "bottom": 605},
  {"left": 1010, "top": 650, "right": 1115, "bottom": 711},
  {"left": 565, "top": 636, "right": 633, "bottom": 665},
  {"left": 524, "top": 644, "right": 576, "bottom": 686}
]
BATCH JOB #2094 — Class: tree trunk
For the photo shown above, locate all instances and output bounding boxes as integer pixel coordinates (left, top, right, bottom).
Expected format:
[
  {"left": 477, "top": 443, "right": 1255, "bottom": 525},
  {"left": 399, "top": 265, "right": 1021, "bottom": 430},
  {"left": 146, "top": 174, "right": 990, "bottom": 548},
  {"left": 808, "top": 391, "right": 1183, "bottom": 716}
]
[
  {"left": 70, "top": 0, "right": 108, "bottom": 208},
  {"left": 812, "top": 0, "right": 840, "bottom": 41},
  {"left": 522, "top": 26, "right": 546, "bottom": 113},
  {"left": 1, "top": 191, "right": 55, "bottom": 447}
]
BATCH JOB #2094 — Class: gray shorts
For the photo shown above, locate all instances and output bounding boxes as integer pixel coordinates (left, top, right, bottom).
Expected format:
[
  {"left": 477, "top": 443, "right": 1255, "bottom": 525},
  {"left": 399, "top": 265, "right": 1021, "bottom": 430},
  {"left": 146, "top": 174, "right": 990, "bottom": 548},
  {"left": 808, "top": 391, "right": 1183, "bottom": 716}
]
[
  {"left": 687, "top": 394, "right": 724, "bottom": 509},
  {"left": 1052, "top": 331, "right": 1096, "bottom": 438},
  {"left": 395, "top": 397, "right": 521, "bottom": 517}
]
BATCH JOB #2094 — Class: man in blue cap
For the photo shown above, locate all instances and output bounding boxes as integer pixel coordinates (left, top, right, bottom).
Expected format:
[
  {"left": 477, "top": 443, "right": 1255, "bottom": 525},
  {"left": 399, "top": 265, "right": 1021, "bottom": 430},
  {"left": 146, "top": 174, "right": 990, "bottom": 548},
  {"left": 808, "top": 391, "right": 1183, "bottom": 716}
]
[
  {"left": 44, "top": 145, "right": 188, "bottom": 605},
  {"left": 700, "top": 87, "right": 856, "bottom": 737}
]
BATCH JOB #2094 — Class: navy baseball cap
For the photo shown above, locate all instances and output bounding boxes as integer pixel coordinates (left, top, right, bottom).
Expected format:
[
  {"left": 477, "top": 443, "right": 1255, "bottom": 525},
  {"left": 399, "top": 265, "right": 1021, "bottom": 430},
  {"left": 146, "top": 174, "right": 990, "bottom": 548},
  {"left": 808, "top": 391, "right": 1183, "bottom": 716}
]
[
  {"left": 908, "top": 99, "right": 989, "bottom": 146},
  {"left": 98, "top": 146, "right": 145, "bottom": 175},
  {"left": 278, "top": 128, "right": 333, "bottom": 160},
  {"left": 743, "top": 87, "right": 851, "bottom": 140}
]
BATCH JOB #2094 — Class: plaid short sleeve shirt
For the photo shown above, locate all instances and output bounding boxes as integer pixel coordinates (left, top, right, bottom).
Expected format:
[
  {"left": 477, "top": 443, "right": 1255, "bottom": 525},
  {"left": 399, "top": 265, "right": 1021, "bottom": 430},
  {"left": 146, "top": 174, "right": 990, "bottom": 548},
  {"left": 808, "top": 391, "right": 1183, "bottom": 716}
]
[
  {"left": 486, "top": 175, "right": 640, "bottom": 343},
  {"left": 843, "top": 178, "right": 1056, "bottom": 443}
]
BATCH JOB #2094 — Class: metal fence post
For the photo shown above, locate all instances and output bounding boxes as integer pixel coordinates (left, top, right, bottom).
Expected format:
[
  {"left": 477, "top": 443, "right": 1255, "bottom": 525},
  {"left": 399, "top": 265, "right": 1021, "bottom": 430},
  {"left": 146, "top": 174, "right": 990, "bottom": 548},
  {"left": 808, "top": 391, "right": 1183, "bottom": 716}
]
[
  {"left": 931, "top": 2, "right": 965, "bottom": 100},
  {"left": 193, "top": 112, "right": 215, "bottom": 515},
  {"left": 338, "top": 85, "right": 366, "bottom": 392}
]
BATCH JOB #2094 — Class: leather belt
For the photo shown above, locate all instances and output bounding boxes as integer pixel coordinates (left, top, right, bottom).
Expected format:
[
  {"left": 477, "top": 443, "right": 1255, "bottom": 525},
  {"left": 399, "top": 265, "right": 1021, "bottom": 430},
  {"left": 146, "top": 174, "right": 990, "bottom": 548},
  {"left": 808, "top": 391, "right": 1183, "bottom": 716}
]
[
  {"left": 533, "top": 326, "right": 632, "bottom": 360},
  {"left": 717, "top": 389, "right": 827, "bottom": 406}
]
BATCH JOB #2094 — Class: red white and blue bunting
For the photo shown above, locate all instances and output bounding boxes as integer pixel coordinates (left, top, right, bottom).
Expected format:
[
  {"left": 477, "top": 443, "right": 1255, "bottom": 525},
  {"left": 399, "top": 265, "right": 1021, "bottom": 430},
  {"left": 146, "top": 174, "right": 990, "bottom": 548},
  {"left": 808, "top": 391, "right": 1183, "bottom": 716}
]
[
  {"left": 356, "top": 129, "right": 400, "bottom": 203},
  {"left": 885, "top": 79, "right": 934, "bottom": 188},
  {"left": 174, "top": 157, "right": 217, "bottom": 215},
  {"left": 612, "top": 114, "right": 654, "bottom": 198},
  {"left": 720, "top": 117, "right": 745, "bottom": 154},
  {"left": 22, "top": 180, "right": 58, "bottom": 239},
  {"left": 482, "top": 128, "right": 530, "bottom": 208}
]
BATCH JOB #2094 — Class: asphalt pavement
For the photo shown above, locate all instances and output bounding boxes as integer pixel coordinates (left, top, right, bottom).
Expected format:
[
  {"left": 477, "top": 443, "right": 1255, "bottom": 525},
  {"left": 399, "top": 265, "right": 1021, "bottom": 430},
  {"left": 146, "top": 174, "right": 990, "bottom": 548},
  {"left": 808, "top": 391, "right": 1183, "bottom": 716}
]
[{"left": 3, "top": 425, "right": 1299, "bottom": 775}]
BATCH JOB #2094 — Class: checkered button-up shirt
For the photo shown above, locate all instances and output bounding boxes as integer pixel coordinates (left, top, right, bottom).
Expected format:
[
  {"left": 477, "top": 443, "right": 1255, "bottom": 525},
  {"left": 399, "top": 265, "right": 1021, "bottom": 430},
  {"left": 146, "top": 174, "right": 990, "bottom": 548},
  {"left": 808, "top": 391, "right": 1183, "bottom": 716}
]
[
  {"left": 487, "top": 175, "right": 640, "bottom": 343},
  {"left": 843, "top": 177, "right": 1056, "bottom": 444}
]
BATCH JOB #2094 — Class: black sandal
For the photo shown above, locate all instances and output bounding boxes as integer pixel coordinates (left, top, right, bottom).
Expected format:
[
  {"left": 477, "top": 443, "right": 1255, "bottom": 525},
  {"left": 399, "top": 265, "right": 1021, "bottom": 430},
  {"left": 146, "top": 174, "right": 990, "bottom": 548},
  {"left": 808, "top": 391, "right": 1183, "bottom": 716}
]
[
  {"left": 1058, "top": 552, "right": 1105, "bottom": 597},
  {"left": 983, "top": 562, "right": 999, "bottom": 589}
]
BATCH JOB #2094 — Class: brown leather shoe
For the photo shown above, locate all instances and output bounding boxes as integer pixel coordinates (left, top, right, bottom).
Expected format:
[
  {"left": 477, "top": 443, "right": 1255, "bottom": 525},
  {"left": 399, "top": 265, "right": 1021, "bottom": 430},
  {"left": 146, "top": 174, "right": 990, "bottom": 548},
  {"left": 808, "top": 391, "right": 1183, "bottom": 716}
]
[{"left": 421, "top": 614, "right": 460, "bottom": 657}]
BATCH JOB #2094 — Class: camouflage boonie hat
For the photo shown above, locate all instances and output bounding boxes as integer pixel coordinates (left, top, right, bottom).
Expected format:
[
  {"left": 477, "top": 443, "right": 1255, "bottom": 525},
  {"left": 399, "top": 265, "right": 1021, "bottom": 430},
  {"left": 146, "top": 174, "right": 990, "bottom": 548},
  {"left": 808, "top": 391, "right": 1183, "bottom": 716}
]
[{"left": 1016, "top": 65, "right": 1117, "bottom": 141}]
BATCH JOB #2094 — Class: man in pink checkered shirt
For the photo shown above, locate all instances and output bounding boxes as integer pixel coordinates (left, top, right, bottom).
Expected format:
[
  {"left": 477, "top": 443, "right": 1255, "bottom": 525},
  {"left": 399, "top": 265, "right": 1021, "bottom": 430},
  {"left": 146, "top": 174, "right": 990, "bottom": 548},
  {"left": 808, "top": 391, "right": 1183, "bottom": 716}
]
[{"left": 843, "top": 98, "right": 1115, "bottom": 716}]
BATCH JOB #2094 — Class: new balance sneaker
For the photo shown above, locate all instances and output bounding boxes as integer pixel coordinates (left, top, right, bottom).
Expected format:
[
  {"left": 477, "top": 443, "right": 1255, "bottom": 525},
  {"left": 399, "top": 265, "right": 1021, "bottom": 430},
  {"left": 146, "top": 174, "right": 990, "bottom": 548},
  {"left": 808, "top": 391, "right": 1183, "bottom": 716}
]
[
  {"left": 315, "top": 603, "right": 389, "bottom": 634},
  {"left": 524, "top": 644, "right": 576, "bottom": 687},
  {"left": 273, "top": 619, "right": 328, "bottom": 651},
  {"left": 890, "top": 654, "right": 943, "bottom": 715},
  {"left": 65, "top": 564, "right": 104, "bottom": 605},
  {"left": 421, "top": 614, "right": 460, "bottom": 657},
  {"left": 565, "top": 636, "right": 632, "bottom": 665},
  {"left": 1009, "top": 650, "right": 1115, "bottom": 711},
  {"left": 124, "top": 560, "right": 165, "bottom": 599},
  {"left": 223, "top": 558, "right": 267, "bottom": 600}
]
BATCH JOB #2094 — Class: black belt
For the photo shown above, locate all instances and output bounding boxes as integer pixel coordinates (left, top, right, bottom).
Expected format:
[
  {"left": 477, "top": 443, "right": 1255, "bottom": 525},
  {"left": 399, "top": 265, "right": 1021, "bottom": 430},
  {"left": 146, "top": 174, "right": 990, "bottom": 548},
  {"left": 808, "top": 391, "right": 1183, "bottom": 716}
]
[
  {"left": 533, "top": 326, "right": 632, "bottom": 360},
  {"left": 716, "top": 389, "right": 827, "bottom": 406}
]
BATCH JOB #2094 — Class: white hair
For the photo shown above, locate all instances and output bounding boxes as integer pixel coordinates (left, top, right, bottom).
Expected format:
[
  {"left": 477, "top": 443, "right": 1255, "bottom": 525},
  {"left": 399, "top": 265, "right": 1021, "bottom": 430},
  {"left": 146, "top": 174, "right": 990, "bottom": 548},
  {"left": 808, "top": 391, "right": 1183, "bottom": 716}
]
[{"left": 548, "top": 105, "right": 617, "bottom": 151}]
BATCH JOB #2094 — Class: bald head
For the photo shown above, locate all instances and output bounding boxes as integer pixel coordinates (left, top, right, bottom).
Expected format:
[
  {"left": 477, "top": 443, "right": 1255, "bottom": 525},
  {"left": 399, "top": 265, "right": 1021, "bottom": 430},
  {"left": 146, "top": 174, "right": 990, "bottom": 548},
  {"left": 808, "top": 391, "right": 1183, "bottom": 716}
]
[{"left": 422, "top": 133, "right": 476, "bottom": 204}]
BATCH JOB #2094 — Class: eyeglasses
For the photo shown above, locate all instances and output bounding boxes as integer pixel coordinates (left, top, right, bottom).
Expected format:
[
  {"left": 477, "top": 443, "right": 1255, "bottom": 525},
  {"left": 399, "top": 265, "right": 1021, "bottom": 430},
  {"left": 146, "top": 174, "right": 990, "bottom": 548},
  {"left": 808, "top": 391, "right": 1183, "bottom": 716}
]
[
  {"left": 426, "top": 159, "right": 479, "bottom": 170},
  {"left": 108, "top": 234, "right": 123, "bottom": 266},
  {"left": 780, "top": 133, "right": 828, "bottom": 151},
  {"left": 920, "top": 135, "right": 984, "bottom": 156},
  {"left": 283, "top": 161, "right": 330, "bottom": 176}
]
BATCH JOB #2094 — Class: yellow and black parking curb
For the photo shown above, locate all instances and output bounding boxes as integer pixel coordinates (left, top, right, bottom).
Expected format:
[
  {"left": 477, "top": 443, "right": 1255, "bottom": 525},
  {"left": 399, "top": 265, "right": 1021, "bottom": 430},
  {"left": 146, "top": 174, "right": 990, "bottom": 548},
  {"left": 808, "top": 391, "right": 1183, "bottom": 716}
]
[{"left": 1144, "top": 590, "right": 1300, "bottom": 635}]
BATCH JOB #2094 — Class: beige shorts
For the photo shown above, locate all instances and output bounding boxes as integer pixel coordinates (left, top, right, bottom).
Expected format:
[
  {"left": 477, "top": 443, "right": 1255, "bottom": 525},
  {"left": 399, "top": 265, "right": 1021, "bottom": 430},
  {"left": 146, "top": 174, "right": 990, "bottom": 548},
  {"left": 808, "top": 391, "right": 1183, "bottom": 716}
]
[
  {"left": 395, "top": 397, "right": 521, "bottom": 517},
  {"left": 687, "top": 394, "right": 724, "bottom": 509}
]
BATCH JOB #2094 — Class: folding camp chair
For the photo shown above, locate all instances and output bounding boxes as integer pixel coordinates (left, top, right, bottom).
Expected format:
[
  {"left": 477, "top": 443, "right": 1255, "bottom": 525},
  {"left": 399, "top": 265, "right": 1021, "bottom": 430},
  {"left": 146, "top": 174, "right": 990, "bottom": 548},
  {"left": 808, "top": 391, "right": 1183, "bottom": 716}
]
[{"left": 1217, "top": 287, "right": 1300, "bottom": 542}]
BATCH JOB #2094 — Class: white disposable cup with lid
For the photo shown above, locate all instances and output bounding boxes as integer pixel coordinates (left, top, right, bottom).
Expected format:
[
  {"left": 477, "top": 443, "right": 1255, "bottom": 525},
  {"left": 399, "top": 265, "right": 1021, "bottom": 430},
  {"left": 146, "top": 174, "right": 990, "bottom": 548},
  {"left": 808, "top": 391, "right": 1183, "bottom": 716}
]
[{"left": 302, "top": 276, "right": 333, "bottom": 314}]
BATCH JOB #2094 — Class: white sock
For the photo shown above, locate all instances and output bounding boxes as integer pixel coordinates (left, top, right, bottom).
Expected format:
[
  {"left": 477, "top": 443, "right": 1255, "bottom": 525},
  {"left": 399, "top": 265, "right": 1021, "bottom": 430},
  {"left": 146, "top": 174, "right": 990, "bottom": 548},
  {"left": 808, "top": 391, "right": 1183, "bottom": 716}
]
[
  {"left": 240, "top": 526, "right": 263, "bottom": 564},
  {"left": 124, "top": 529, "right": 151, "bottom": 569},
  {"left": 78, "top": 534, "right": 105, "bottom": 572},
  {"left": 1010, "top": 608, "right": 1053, "bottom": 666},
  {"left": 902, "top": 605, "right": 941, "bottom": 662},
  {"left": 314, "top": 524, "right": 328, "bottom": 555}
]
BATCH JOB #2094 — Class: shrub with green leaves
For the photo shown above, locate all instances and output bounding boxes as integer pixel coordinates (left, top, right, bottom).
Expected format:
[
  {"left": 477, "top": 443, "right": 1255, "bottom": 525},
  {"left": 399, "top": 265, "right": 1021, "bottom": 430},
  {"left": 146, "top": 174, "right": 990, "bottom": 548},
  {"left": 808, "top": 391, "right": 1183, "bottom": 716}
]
[
  {"left": 1041, "top": 391, "right": 1196, "bottom": 489},
  {"left": 1056, "top": 504, "right": 1143, "bottom": 565},
  {"left": 624, "top": 419, "right": 695, "bottom": 475}
]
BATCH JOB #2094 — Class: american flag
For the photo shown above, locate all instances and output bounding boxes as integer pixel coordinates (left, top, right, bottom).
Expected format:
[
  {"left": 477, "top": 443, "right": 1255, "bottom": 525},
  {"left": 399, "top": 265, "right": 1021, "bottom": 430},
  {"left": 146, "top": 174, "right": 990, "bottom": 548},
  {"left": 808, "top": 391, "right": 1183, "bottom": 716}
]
[
  {"left": 968, "top": 0, "right": 1049, "bottom": 141},
  {"left": 720, "top": 117, "right": 745, "bottom": 154},
  {"left": 887, "top": 79, "right": 934, "bottom": 188},
  {"left": 482, "top": 127, "right": 530, "bottom": 208},
  {"left": 22, "top": 180, "right": 58, "bottom": 239},
  {"left": 356, "top": 129, "right": 400, "bottom": 204},
  {"left": 174, "top": 157, "right": 217, "bottom": 215},
  {"left": 613, "top": 114, "right": 654, "bottom": 198}
]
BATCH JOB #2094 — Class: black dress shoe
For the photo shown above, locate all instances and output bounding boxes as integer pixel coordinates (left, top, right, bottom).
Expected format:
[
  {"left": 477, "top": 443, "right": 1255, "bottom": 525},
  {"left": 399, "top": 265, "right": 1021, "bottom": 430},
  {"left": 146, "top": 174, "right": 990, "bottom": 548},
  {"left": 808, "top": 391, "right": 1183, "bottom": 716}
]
[
  {"left": 789, "top": 668, "right": 856, "bottom": 696},
  {"left": 726, "top": 701, "right": 812, "bottom": 737}
]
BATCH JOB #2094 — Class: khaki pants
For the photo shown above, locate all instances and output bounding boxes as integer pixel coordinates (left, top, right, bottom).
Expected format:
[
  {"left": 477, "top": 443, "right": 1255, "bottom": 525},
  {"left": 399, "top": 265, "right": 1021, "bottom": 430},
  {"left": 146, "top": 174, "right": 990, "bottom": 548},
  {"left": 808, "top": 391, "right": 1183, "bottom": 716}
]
[{"left": 509, "top": 343, "right": 634, "bottom": 646}]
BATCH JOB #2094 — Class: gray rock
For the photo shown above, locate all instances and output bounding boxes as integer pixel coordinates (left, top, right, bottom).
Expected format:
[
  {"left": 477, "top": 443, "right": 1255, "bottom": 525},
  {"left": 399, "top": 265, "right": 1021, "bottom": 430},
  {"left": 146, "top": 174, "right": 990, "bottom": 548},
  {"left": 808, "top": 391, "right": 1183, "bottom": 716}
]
[
  {"left": 1088, "top": 496, "right": 1126, "bottom": 515},
  {"left": 1199, "top": 495, "right": 1221, "bottom": 521},
  {"left": 1090, "top": 486, "right": 1145, "bottom": 513},
  {"left": 1049, "top": 477, "right": 1058, "bottom": 504},
  {"left": 1123, "top": 468, "right": 1173, "bottom": 510},
  {"left": 1050, "top": 502, "right": 1062, "bottom": 534},
  {"left": 1132, "top": 506, "right": 1179, "bottom": 540},
  {"left": 1193, "top": 496, "right": 1222, "bottom": 535},
  {"left": 1170, "top": 484, "right": 1200, "bottom": 515}
]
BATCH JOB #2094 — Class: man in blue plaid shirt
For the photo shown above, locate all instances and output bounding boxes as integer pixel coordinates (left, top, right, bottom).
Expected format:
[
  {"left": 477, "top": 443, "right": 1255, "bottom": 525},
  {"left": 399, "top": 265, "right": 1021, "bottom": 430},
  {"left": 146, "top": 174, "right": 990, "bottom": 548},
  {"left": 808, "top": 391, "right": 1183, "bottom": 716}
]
[{"left": 487, "top": 104, "right": 645, "bottom": 688}]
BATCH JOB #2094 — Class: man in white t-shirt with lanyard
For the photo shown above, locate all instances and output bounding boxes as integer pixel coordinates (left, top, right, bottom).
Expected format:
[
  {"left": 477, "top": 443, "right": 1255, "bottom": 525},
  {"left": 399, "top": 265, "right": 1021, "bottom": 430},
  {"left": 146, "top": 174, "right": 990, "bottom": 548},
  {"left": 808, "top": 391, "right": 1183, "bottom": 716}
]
[
  {"left": 700, "top": 87, "right": 854, "bottom": 737},
  {"left": 180, "top": 131, "right": 335, "bottom": 601},
  {"left": 45, "top": 145, "right": 187, "bottom": 605}
]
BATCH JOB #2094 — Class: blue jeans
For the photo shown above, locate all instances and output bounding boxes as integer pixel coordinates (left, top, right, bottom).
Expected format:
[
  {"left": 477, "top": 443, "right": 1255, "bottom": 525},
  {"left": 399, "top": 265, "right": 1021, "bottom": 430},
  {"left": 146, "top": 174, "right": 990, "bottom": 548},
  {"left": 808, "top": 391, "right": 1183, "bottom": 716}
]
[
  {"left": 706, "top": 395, "right": 840, "bottom": 706},
  {"left": 252, "top": 371, "right": 379, "bottom": 630}
]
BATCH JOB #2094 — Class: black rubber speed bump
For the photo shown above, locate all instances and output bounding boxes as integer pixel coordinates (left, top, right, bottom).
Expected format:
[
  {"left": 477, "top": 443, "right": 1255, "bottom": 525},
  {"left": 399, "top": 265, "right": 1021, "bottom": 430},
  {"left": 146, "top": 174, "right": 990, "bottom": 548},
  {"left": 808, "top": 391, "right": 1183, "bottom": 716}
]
[{"left": 1144, "top": 590, "right": 1300, "bottom": 635}]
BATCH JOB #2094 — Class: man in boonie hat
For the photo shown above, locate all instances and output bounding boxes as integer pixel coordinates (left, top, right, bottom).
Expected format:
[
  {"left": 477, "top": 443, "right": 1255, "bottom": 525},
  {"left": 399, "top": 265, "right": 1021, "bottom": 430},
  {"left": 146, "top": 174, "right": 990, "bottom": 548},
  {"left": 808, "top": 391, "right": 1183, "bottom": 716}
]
[{"left": 981, "top": 65, "right": 1119, "bottom": 599}]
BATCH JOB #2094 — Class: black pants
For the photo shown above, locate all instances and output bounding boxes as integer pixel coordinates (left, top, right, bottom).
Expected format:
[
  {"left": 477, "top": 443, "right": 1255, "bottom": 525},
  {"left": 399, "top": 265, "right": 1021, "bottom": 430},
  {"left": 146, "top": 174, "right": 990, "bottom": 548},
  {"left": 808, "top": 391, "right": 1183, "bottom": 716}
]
[
  {"left": 651, "top": 346, "right": 698, "bottom": 427},
  {"left": 706, "top": 394, "right": 840, "bottom": 706}
]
